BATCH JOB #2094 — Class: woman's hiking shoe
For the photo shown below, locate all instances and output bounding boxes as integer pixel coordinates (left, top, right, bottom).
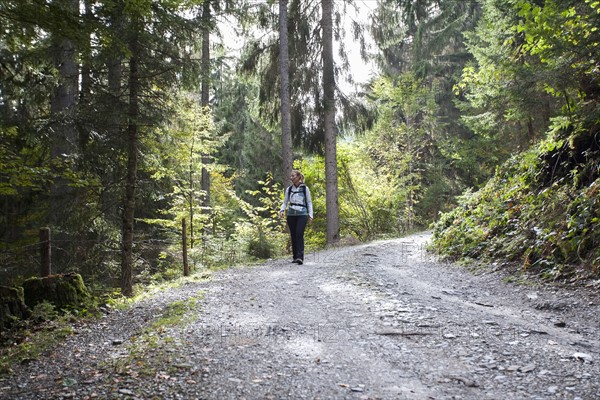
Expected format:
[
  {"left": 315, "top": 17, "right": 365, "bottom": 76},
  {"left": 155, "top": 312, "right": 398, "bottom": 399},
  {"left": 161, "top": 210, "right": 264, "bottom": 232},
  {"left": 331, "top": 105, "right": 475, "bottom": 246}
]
[{"left": 294, "top": 259, "right": 303, "bottom": 265}]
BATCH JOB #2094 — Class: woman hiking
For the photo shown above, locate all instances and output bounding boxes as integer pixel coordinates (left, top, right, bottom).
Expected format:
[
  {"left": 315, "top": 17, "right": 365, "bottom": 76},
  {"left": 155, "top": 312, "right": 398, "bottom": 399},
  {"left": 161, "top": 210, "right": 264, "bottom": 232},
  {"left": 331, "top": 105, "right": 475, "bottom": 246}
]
[{"left": 279, "top": 170, "right": 313, "bottom": 265}]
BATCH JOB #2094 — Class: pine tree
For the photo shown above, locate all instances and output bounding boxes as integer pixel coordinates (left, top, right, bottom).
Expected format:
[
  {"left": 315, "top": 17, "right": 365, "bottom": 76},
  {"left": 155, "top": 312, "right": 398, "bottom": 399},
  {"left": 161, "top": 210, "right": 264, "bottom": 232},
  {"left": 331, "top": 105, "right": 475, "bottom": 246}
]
[
  {"left": 279, "top": 0, "right": 293, "bottom": 185},
  {"left": 322, "top": 0, "right": 340, "bottom": 244}
]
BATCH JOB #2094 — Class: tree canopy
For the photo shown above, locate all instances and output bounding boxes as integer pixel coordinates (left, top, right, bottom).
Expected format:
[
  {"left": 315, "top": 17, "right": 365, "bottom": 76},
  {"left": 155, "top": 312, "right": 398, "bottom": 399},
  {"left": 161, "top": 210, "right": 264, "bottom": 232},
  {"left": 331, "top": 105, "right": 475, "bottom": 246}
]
[{"left": 1, "top": 0, "right": 598, "bottom": 293}]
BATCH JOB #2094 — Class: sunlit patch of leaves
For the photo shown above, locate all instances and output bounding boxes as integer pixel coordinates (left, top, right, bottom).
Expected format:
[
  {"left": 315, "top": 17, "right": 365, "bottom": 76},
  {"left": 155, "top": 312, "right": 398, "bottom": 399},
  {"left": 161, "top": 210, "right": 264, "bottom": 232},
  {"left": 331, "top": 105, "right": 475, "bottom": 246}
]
[{"left": 106, "top": 272, "right": 211, "bottom": 311}]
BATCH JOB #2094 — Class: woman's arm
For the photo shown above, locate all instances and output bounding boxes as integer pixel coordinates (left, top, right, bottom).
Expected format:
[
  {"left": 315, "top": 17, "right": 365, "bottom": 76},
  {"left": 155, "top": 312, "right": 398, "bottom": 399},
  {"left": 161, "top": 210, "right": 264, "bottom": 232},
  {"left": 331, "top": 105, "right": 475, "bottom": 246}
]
[
  {"left": 279, "top": 186, "right": 289, "bottom": 216},
  {"left": 305, "top": 186, "right": 314, "bottom": 219}
]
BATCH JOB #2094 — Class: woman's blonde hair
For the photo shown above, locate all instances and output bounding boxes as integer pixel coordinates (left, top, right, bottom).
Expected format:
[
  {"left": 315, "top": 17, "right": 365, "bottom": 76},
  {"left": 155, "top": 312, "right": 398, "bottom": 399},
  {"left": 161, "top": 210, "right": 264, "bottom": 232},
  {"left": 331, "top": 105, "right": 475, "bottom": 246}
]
[{"left": 292, "top": 169, "right": 305, "bottom": 183}]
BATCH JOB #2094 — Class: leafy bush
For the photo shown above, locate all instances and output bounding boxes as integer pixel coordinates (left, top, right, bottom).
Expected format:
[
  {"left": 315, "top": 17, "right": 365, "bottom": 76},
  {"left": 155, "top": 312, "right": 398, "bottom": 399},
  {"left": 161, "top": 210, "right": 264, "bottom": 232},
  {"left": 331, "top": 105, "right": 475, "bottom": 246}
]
[
  {"left": 432, "top": 133, "right": 600, "bottom": 279},
  {"left": 247, "top": 231, "right": 275, "bottom": 259},
  {"left": 30, "top": 301, "right": 58, "bottom": 322},
  {"left": 433, "top": 0, "right": 600, "bottom": 280}
]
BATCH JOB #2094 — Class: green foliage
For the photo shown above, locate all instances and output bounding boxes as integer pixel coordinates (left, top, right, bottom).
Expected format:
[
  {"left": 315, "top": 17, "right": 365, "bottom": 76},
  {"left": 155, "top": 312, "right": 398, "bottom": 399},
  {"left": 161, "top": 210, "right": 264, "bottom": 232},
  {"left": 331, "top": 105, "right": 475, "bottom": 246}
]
[
  {"left": 0, "top": 128, "right": 50, "bottom": 196},
  {"left": 0, "top": 0, "right": 210, "bottom": 290},
  {"left": 137, "top": 253, "right": 183, "bottom": 286},
  {"left": 147, "top": 292, "right": 204, "bottom": 331},
  {"left": 105, "top": 292, "right": 204, "bottom": 378},
  {"left": 238, "top": 172, "right": 288, "bottom": 260},
  {"left": 363, "top": 73, "right": 457, "bottom": 229},
  {"left": 456, "top": 0, "right": 556, "bottom": 170},
  {"left": 139, "top": 92, "right": 224, "bottom": 255},
  {"left": 247, "top": 232, "right": 275, "bottom": 259},
  {"left": 433, "top": 0, "right": 600, "bottom": 280},
  {"left": 337, "top": 142, "right": 406, "bottom": 238},
  {"left": 29, "top": 301, "right": 59, "bottom": 322},
  {"left": 295, "top": 124, "right": 441, "bottom": 244},
  {"left": 0, "top": 309, "right": 74, "bottom": 375},
  {"left": 106, "top": 273, "right": 209, "bottom": 311},
  {"left": 370, "top": 0, "right": 483, "bottom": 194},
  {"left": 516, "top": 0, "right": 599, "bottom": 86},
  {"left": 433, "top": 132, "right": 600, "bottom": 279},
  {"left": 212, "top": 59, "right": 284, "bottom": 202}
]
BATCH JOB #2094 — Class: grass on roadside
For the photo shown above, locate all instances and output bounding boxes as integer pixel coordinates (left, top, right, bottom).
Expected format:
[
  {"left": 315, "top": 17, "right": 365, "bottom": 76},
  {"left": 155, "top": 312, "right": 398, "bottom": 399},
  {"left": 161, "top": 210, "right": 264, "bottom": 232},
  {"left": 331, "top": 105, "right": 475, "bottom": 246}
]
[
  {"left": 0, "top": 271, "right": 211, "bottom": 377},
  {"left": 0, "top": 303, "right": 74, "bottom": 375},
  {"left": 106, "top": 271, "right": 212, "bottom": 311},
  {"left": 107, "top": 291, "right": 204, "bottom": 377}
]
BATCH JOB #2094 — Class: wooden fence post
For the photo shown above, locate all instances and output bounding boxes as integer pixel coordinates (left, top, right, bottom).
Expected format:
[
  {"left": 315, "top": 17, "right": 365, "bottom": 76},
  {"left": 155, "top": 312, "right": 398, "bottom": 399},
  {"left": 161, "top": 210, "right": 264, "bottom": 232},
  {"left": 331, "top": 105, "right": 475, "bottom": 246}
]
[
  {"left": 40, "top": 227, "right": 51, "bottom": 277},
  {"left": 182, "top": 218, "right": 189, "bottom": 277}
]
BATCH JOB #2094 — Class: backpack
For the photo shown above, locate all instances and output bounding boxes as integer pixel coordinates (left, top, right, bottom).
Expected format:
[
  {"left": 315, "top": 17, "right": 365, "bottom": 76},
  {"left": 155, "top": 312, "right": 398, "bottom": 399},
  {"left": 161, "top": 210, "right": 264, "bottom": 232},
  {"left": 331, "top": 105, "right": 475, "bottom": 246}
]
[{"left": 287, "top": 184, "right": 308, "bottom": 209}]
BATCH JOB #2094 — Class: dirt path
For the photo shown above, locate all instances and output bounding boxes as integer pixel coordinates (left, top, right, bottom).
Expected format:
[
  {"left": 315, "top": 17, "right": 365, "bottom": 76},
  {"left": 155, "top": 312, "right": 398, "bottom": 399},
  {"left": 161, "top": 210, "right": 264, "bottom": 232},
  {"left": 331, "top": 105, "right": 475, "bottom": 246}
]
[{"left": 2, "top": 232, "right": 599, "bottom": 399}]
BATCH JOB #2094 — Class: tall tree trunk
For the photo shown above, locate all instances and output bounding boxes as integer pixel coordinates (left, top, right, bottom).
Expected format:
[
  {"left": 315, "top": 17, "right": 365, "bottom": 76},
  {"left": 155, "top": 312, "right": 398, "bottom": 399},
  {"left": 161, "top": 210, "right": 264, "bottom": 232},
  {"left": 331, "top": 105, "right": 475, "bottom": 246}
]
[
  {"left": 201, "top": 1, "right": 211, "bottom": 107},
  {"left": 49, "top": 0, "right": 79, "bottom": 228},
  {"left": 200, "top": 0, "right": 211, "bottom": 236},
  {"left": 47, "top": 0, "right": 79, "bottom": 272},
  {"left": 121, "top": 24, "right": 140, "bottom": 297},
  {"left": 279, "top": 0, "right": 293, "bottom": 185},
  {"left": 50, "top": 0, "right": 78, "bottom": 160},
  {"left": 106, "top": 0, "right": 124, "bottom": 238},
  {"left": 189, "top": 135, "right": 195, "bottom": 248},
  {"left": 108, "top": 0, "right": 124, "bottom": 134},
  {"left": 321, "top": 0, "right": 340, "bottom": 244},
  {"left": 79, "top": 0, "right": 93, "bottom": 152}
]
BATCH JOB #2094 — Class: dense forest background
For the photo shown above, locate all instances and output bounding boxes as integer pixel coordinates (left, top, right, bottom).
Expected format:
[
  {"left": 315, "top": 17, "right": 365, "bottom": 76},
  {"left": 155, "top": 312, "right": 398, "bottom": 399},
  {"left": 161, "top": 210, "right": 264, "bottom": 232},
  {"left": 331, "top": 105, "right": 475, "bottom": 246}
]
[{"left": 1, "top": 0, "right": 598, "bottom": 296}]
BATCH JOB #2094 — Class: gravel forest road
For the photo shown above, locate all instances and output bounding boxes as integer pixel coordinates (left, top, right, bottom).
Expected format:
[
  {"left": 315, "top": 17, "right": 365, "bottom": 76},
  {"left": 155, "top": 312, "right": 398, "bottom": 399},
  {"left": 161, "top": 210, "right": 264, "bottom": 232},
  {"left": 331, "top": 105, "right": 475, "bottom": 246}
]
[{"left": 1, "top": 231, "right": 599, "bottom": 399}]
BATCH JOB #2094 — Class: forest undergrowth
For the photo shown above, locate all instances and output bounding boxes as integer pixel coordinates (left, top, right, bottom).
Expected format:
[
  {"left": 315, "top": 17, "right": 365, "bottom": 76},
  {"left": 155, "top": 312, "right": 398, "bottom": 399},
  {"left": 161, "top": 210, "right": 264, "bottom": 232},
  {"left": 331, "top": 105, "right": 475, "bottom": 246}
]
[{"left": 432, "top": 129, "right": 600, "bottom": 282}]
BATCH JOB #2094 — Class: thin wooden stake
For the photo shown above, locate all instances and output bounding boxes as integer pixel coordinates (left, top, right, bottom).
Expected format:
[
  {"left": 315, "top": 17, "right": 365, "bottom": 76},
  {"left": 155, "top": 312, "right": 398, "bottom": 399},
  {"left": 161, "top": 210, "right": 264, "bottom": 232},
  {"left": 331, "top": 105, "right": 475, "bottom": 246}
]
[
  {"left": 40, "top": 227, "right": 51, "bottom": 277},
  {"left": 182, "top": 218, "right": 189, "bottom": 277}
]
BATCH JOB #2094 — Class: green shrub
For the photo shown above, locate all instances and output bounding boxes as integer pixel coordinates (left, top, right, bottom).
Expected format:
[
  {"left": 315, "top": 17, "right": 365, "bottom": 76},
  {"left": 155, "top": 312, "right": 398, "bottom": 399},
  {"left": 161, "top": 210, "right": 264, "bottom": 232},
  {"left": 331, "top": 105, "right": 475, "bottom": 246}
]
[
  {"left": 432, "top": 133, "right": 600, "bottom": 280},
  {"left": 247, "top": 232, "right": 274, "bottom": 259}
]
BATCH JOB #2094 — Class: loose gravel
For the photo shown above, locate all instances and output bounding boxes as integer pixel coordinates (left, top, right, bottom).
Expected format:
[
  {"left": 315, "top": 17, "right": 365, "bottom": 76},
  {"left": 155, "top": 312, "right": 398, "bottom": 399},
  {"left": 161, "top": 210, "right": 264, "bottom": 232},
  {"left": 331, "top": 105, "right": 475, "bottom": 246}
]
[{"left": 1, "top": 231, "right": 599, "bottom": 399}]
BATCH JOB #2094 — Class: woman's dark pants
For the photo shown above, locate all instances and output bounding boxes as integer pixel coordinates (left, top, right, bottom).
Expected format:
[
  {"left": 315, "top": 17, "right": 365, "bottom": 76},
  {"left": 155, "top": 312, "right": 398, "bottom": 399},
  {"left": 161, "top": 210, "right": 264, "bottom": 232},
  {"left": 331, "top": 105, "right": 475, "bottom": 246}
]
[{"left": 287, "top": 215, "right": 308, "bottom": 261}]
